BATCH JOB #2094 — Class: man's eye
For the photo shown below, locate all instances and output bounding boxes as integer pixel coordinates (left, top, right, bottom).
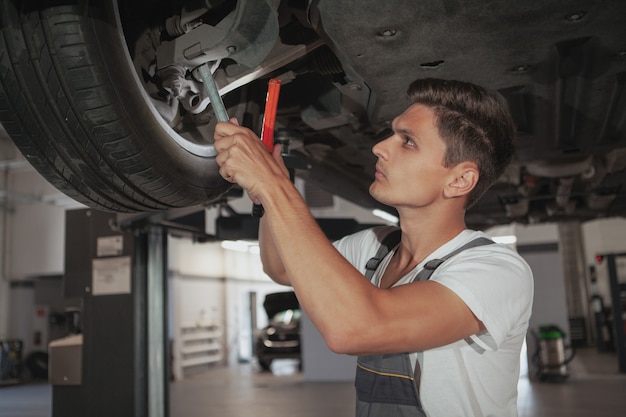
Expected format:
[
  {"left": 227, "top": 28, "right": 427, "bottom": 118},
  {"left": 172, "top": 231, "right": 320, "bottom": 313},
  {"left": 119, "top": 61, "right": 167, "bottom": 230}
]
[{"left": 403, "top": 136, "right": 415, "bottom": 146}]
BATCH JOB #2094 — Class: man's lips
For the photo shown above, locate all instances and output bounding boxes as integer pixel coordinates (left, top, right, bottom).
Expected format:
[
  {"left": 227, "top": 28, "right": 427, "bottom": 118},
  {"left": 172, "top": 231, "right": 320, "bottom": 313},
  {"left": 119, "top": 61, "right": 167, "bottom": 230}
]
[{"left": 375, "top": 164, "right": 385, "bottom": 179}]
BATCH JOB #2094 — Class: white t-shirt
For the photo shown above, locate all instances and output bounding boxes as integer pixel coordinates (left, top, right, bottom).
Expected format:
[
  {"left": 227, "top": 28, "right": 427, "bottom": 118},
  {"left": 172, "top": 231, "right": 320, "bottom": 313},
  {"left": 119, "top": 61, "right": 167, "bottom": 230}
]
[{"left": 333, "top": 226, "right": 534, "bottom": 417}]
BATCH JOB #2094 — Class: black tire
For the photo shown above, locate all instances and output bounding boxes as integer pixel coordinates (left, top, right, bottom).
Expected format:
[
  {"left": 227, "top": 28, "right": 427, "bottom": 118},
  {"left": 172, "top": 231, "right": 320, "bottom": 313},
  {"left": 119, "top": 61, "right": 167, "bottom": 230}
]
[
  {"left": 258, "top": 357, "right": 272, "bottom": 372},
  {"left": 24, "top": 351, "right": 48, "bottom": 380},
  {"left": 0, "top": 0, "right": 231, "bottom": 212}
]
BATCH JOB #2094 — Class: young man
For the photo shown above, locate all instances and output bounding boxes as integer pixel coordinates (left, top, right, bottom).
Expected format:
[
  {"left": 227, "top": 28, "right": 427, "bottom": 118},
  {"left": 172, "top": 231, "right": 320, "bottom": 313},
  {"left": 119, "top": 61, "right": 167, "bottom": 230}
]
[{"left": 214, "top": 78, "right": 534, "bottom": 416}]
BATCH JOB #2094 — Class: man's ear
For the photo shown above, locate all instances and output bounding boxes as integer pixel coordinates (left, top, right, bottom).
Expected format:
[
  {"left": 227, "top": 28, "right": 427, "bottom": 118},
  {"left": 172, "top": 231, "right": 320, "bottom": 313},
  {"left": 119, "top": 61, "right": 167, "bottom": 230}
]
[{"left": 445, "top": 162, "right": 479, "bottom": 198}]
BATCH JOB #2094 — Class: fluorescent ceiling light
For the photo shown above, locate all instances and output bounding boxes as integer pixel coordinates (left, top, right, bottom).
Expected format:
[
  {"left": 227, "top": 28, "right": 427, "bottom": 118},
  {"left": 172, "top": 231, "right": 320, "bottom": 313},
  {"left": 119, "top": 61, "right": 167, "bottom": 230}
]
[
  {"left": 491, "top": 235, "right": 517, "bottom": 244},
  {"left": 221, "top": 240, "right": 259, "bottom": 253},
  {"left": 372, "top": 209, "right": 399, "bottom": 224}
]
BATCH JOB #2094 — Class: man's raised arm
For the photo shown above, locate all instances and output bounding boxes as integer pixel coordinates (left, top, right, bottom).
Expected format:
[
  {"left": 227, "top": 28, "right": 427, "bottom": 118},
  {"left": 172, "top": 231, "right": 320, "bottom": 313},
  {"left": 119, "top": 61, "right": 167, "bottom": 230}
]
[{"left": 259, "top": 215, "right": 290, "bottom": 285}]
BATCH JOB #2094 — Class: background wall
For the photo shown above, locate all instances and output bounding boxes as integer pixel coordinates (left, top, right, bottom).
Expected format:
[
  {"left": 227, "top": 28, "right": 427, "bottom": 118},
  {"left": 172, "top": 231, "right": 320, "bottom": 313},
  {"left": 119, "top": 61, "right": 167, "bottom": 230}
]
[
  {"left": 168, "top": 237, "right": 287, "bottom": 374},
  {"left": 515, "top": 224, "right": 566, "bottom": 379},
  {"left": 583, "top": 218, "right": 626, "bottom": 307},
  {"left": 1, "top": 167, "right": 83, "bottom": 343}
]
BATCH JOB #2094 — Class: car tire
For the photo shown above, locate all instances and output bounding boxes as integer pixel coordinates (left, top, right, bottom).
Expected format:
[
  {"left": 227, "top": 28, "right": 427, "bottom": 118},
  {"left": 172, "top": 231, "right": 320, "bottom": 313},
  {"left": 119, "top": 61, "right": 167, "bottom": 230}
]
[
  {"left": 0, "top": 0, "right": 231, "bottom": 212},
  {"left": 258, "top": 358, "right": 272, "bottom": 372},
  {"left": 24, "top": 351, "right": 49, "bottom": 380}
]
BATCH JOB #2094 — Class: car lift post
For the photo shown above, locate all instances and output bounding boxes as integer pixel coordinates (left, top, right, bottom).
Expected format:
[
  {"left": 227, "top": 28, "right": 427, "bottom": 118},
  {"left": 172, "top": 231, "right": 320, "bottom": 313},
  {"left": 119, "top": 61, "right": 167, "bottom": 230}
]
[
  {"left": 603, "top": 254, "right": 626, "bottom": 373},
  {"left": 145, "top": 224, "right": 168, "bottom": 417},
  {"left": 54, "top": 209, "right": 169, "bottom": 417}
]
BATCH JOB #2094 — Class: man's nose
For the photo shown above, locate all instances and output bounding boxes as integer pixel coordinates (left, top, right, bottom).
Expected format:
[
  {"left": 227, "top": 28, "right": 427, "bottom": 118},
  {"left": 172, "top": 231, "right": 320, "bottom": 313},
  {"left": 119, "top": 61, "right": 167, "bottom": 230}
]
[{"left": 372, "top": 135, "right": 391, "bottom": 159}]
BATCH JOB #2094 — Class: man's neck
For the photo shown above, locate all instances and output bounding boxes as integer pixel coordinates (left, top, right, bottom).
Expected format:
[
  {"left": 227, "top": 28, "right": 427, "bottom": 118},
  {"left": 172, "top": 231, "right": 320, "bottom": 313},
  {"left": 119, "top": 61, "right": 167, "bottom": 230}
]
[{"left": 394, "top": 205, "right": 467, "bottom": 270}]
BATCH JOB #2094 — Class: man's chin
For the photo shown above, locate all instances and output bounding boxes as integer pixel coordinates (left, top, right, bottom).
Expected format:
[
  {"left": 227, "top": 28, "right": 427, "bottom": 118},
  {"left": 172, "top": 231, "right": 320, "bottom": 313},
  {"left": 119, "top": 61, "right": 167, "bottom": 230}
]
[
  {"left": 369, "top": 185, "right": 386, "bottom": 204},
  {"left": 368, "top": 184, "right": 377, "bottom": 199}
]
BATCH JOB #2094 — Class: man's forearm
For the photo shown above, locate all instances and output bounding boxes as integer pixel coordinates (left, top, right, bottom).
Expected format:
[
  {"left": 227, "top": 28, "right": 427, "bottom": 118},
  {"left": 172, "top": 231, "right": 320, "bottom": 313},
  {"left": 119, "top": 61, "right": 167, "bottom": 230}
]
[
  {"left": 259, "top": 216, "right": 291, "bottom": 285},
  {"left": 259, "top": 178, "right": 380, "bottom": 350}
]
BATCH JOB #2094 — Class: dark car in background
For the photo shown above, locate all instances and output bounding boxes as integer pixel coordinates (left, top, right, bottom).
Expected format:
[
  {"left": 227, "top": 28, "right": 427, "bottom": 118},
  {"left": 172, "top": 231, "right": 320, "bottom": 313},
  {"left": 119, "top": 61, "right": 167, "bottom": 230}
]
[{"left": 256, "top": 291, "right": 301, "bottom": 371}]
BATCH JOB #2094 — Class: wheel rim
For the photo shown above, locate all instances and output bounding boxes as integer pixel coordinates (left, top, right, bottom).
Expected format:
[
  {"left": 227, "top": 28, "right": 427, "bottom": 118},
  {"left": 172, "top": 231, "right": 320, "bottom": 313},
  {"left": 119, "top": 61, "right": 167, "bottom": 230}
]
[{"left": 112, "top": 1, "right": 224, "bottom": 158}]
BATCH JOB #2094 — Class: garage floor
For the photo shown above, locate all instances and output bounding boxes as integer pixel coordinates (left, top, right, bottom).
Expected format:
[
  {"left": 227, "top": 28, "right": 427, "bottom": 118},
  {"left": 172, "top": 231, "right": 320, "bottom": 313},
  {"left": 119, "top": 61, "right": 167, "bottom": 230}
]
[{"left": 1, "top": 348, "right": 625, "bottom": 417}]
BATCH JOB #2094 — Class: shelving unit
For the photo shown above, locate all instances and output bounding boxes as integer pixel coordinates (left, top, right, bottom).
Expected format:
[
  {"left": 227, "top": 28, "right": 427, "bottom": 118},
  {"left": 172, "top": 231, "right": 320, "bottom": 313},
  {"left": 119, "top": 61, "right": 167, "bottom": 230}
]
[{"left": 173, "top": 321, "right": 222, "bottom": 380}]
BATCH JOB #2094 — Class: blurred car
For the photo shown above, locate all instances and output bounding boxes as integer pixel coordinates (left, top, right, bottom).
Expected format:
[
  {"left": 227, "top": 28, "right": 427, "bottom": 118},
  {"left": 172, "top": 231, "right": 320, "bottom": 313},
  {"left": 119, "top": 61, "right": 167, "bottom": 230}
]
[{"left": 256, "top": 291, "right": 301, "bottom": 371}]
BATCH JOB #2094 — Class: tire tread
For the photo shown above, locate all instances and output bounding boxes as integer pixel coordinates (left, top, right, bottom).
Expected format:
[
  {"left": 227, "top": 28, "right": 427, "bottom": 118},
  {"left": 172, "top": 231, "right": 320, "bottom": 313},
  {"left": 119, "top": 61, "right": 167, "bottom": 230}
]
[{"left": 0, "top": 1, "right": 226, "bottom": 212}]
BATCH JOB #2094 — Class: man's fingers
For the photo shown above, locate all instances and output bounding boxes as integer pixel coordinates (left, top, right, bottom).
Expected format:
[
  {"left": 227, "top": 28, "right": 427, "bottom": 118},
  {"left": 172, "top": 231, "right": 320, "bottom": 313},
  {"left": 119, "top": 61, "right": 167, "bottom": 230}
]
[
  {"left": 272, "top": 143, "right": 282, "bottom": 159},
  {"left": 214, "top": 121, "right": 246, "bottom": 141},
  {"left": 213, "top": 121, "right": 286, "bottom": 194}
]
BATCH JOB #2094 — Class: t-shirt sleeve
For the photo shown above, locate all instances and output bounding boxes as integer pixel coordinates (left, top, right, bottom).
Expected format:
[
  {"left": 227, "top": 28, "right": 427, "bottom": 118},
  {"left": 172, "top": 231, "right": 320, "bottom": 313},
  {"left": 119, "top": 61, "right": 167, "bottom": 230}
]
[
  {"left": 333, "top": 226, "right": 396, "bottom": 271},
  {"left": 431, "top": 245, "right": 534, "bottom": 351}
]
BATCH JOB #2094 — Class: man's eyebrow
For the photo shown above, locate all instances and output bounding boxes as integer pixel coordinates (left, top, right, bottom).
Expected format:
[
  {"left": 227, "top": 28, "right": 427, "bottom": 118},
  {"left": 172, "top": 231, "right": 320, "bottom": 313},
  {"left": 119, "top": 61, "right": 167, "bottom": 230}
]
[
  {"left": 391, "top": 120, "right": 411, "bottom": 134},
  {"left": 393, "top": 125, "right": 419, "bottom": 141},
  {"left": 395, "top": 127, "right": 414, "bottom": 135}
]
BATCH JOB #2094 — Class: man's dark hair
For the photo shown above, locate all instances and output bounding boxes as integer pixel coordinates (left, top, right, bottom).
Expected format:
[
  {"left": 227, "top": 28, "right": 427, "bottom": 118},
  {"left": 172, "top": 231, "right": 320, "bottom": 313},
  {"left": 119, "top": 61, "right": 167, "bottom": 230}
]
[{"left": 407, "top": 78, "right": 516, "bottom": 208}]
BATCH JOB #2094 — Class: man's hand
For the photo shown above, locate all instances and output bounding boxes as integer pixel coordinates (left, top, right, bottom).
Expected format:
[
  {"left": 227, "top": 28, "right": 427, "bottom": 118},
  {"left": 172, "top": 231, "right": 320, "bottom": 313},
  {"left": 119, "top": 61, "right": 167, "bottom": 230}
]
[{"left": 214, "top": 120, "right": 289, "bottom": 204}]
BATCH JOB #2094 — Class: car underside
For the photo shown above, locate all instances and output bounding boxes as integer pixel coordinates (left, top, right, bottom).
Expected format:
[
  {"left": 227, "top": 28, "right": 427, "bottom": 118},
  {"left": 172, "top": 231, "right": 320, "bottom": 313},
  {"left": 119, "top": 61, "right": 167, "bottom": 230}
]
[{"left": 1, "top": 0, "right": 626, "bottom": 229}]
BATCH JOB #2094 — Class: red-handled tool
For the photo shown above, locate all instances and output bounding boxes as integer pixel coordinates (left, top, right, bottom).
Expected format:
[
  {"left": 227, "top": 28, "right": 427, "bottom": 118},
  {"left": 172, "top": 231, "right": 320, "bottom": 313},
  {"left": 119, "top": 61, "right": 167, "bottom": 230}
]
[
  {"left": 253, "top": 78, "right": 282, "bottom": 217},
  {"left": 260, "top": 78, "right": 282, "bottom": 152}
]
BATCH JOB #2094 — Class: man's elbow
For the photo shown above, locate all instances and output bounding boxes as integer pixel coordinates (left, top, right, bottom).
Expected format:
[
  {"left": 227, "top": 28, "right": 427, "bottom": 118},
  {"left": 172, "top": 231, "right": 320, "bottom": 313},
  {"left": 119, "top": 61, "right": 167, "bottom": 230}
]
[
  {"left": 262, "top": 265, "right": 291, "bottom": 286},
  {"left": 323, "top": 329, "right": 360, "bottom": 355}
]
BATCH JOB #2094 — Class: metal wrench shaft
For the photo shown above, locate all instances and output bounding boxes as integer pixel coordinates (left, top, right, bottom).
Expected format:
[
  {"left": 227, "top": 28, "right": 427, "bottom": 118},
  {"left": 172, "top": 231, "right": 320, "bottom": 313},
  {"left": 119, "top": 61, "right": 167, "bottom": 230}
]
[{"left": 197, "top": 64, "right": 229, "bottom": 122}]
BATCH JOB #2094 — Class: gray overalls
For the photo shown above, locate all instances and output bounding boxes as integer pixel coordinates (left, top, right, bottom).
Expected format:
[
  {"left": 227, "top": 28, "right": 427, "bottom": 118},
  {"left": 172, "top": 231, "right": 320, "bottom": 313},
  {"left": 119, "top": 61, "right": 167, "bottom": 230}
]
[{"left": 355, "top": 229, "right": 493, "bottom": 417}]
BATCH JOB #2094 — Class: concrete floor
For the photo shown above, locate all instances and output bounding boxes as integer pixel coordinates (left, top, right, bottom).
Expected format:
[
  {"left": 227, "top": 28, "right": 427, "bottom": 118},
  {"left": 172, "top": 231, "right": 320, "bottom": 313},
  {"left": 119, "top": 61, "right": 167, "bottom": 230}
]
[{"left": 1, "top": 348, "right": 625, "bottom": 417}]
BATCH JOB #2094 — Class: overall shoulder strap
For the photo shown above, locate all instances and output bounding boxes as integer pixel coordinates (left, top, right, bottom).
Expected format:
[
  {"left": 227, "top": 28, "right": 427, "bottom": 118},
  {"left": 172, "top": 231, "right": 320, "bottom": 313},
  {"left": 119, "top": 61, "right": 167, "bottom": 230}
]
[
  {"left": 364, "top": 228, "right": 401, "bottom": 280},
  {"left": 414, "top": 237, "right": 494, "bottom": 282}
]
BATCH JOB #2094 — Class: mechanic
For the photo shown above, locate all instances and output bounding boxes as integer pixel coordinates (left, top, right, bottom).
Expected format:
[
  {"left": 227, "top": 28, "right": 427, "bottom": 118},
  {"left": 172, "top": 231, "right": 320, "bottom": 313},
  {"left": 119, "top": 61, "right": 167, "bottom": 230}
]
[{"left": 213, "top": 78, "right": 534, "bottom": 417}]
